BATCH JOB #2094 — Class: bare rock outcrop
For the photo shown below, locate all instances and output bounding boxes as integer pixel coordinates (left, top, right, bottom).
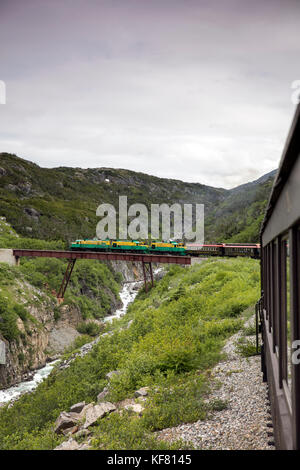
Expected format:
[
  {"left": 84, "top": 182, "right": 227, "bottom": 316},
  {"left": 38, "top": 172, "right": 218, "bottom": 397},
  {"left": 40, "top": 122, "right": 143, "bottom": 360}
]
[
  {"left": 55, "top": 437, "right": 90, "bottom": 450},
  {"left": 97, "top": 387, "right": 109, "bottom": 402},
  {"left": 134, "top": 387, "right": 149, "bottom": 398},
  {"left": 83, "top": 402, "right": 116, "bottom": 428},
  {"left": 54, "top": 411, "right": 81, "bottom": 435},
  {"left": 55, "top": 438, "right": 80, "bottom": 450},
  {"left": 124, "top": 403, "right": 144, "bottom": 415},
  {"left": 70, "top": 401, "right": 86, "bottom": 414}
]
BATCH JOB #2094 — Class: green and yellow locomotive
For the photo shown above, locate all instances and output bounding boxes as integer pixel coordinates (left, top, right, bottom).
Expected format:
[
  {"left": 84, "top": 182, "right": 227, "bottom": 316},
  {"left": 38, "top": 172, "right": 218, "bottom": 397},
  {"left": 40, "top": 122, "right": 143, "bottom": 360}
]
[{"left": 70, "top": 239, "right": 187, "bottom": 255}]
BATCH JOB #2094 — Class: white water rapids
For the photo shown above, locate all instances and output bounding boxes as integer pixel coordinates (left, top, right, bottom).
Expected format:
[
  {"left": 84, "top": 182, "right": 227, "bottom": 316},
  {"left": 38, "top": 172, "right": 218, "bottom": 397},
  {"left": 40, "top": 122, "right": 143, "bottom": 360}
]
[
  {"left": 0, "top": 359, "right": 59, "bottom": 404},
  {"left": 104, "top": 282, "right": 140, "bottom": 323}
]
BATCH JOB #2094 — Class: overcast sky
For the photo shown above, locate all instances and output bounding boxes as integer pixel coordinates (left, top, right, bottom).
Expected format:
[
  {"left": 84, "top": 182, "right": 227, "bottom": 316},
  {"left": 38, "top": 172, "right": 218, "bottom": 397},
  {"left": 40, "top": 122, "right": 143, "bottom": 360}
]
[{"left": 0, "top": 0, "right": 299, "bottom": 188}]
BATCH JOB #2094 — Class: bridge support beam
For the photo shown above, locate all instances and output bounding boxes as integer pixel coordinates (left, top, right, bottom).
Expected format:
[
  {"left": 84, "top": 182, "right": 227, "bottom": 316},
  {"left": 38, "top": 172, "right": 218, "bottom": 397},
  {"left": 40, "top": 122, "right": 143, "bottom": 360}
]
[
  {"left": 142, "top": 261, "right": 154, "bottom": 292},
  {"left": 12, "top": 249, "right": 191, "bottom": 301},
  {"left": 57, "top": 259, "right": 76, "bottom": 303}
]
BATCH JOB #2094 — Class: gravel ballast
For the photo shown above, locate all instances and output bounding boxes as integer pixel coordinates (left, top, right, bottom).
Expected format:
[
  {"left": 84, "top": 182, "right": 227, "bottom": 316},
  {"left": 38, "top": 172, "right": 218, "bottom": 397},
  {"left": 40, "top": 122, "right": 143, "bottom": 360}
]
[{"left": 157, "top": 317, "right": 275, "bottom": 450}]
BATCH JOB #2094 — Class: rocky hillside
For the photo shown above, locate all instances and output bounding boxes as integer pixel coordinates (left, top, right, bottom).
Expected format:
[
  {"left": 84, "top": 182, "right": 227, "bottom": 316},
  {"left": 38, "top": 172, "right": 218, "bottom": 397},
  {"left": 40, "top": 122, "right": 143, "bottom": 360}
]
[
  {"left": 0, "top": 153, "right": 276, "bottom": 243},
  {"left": 0, "top": 262, "right": 73, "bottom": 388}
]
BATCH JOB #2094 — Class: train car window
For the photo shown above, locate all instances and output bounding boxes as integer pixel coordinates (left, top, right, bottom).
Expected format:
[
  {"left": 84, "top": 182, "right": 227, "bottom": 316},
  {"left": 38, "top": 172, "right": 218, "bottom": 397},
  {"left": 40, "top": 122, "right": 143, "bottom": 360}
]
[
  {"left": 272, "top": 240, "right": 279, "bottom": 355},
  {"left": 264, "top": 246, "right": 268, "bottom": 319},
  {"left": 274, "top": 238, "right": 281, "bottom": 360},
  {"left": 280, "top": 235, "right": 291, "bottom": 396},
  {"left": 267, "top": 244, "right": 272, "bottom": 330},
  {"left": 286, "top": 238, "right": 292, "bottom": 392},
  {"left": 270, "top": 242, "right": 275, "bottom": 337}
]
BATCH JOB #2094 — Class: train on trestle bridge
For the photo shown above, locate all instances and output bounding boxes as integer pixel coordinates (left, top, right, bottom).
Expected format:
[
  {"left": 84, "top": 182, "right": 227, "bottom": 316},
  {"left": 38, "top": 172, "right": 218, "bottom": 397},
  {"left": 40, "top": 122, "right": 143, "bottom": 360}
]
[{"left": 70, "top": 239, "right": 261, "bottom": 259}]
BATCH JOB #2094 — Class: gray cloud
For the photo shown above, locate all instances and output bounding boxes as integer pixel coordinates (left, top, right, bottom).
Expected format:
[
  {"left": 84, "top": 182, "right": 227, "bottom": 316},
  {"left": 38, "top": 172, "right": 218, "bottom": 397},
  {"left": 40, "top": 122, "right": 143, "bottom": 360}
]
[{"left": 0, "top": 0, "right": 299, "bottom": 188}]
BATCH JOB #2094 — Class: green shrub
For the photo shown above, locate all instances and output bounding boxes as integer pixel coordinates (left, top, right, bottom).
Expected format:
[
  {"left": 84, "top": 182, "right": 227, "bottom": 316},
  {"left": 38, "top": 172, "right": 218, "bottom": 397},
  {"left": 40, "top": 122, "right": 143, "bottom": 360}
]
[
  {"left": 142, "top": 376, "right": 208, "bottom": 431},
  {"left": 0, "top": 296, "right": 20, "bottom": 341},
  {"left": 18, "top": 352, "right": 25, "bottom": 364},
  {"left": 65, "top": 335, "right": 92, "bottom": 352},
  {"left": 14, "top": 304, "right": 29, "bottom": 322},
  {"left": 53, "top": 306, "right": 61, "bottom": 322},
  {"left": 1, "top": 426, "right": 62, "bottom": 450},
  {"left": 76, "top": 321, "right": 102, "bottom": 337},
  {"left": 91, "top": 411, "right": 188, "bottom": 450},
  {"left": 242, "top": 324, "right": 256, "bottom": 336},
  {"left": 236, "top": 337, "right": 260, "bottom": 357}
]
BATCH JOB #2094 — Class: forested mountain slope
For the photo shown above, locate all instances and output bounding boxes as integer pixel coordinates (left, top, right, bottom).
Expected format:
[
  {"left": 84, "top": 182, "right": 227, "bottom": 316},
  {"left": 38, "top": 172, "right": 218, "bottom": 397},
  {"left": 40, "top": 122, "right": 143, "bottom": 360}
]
[{"left": 0, "top": 153, "right": 276, "bottom": 243}]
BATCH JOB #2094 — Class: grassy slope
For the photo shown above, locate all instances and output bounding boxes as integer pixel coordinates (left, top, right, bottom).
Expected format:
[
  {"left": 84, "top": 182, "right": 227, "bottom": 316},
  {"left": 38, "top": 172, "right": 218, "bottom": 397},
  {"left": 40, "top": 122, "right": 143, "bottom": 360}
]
[{"left": 0, "top": 258, "right": 260, "bottom": 450}]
